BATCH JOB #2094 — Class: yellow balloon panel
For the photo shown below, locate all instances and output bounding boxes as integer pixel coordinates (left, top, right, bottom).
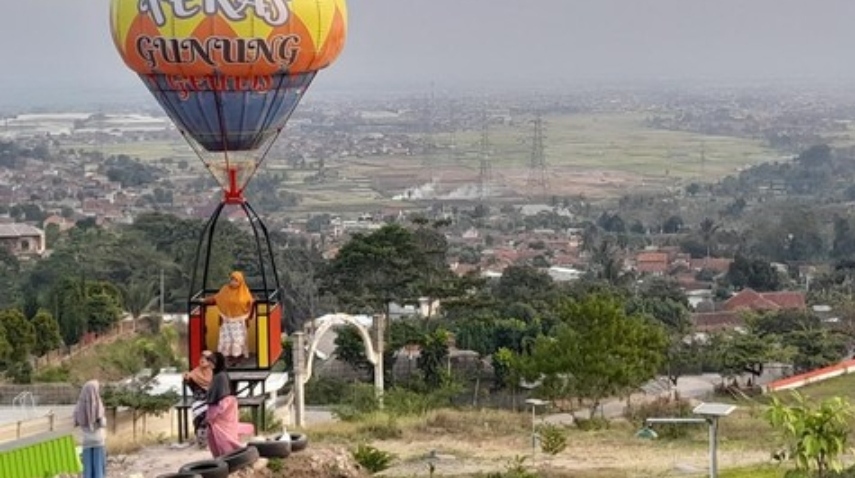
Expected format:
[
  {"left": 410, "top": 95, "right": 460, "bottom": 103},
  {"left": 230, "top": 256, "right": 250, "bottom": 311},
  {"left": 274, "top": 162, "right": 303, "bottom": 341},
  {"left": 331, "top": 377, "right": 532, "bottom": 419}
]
[{"left": 110, "top": 0, "right": 348, "bottom": 77}]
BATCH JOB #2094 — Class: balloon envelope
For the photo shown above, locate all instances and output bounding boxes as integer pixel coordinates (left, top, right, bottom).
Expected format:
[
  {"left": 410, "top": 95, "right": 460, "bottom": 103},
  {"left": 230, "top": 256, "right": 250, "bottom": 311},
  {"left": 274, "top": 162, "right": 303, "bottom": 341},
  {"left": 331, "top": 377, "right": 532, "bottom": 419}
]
[{"left": 110, "top": 0, "right": 348, "bottom": 191}]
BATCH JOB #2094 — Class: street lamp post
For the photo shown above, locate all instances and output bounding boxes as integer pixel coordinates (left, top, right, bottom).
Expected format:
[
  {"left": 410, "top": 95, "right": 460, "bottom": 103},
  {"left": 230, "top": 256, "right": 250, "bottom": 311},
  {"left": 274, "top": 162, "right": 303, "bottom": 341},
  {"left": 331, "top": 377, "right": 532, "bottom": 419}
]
[
  {"left": 524, "top": 398, "right": 550, "bottom": 464},
  {"left": 636, "top": 402, "right": 737, "bottom": 478}
]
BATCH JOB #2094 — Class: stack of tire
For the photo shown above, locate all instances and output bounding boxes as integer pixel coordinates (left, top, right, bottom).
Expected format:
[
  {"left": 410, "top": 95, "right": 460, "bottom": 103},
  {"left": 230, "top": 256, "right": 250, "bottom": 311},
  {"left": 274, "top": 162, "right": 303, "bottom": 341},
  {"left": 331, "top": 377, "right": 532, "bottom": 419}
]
[{"left": 156, "top": 433, "right": 309, "bottom": 478}]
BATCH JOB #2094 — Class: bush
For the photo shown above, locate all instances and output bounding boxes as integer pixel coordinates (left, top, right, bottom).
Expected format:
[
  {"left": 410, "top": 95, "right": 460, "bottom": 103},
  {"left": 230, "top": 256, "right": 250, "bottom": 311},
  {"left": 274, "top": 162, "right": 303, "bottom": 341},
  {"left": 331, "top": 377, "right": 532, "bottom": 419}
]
[
  {"left": 351, "top": 444, "right": 395, "bottom": 474},
  {"left": 239, "top": 406, "right": 282, "bottom": 433},
  {"left": 331, "top": 383, "right": 381, "bottom": 421},
  {"left": 32, "top": 364, "right": 70, "bottom": 383},
  {"left": 574, "top": 416, "right": 610, "bottom": 431},
  {"left": 537, "top": 423, "right": 568, "bottom": 455},
  {"left": 356, "top": 414, "right": 403, "bottom": 440},
  {"left": 306, "top": 376, "right": 351, "bottom": 405},
  {"left": 624, "top": 396, "right": 694, "bottom": 439},
  {"left": 384, "top": 387, "right": 434, "bottom": 417}
]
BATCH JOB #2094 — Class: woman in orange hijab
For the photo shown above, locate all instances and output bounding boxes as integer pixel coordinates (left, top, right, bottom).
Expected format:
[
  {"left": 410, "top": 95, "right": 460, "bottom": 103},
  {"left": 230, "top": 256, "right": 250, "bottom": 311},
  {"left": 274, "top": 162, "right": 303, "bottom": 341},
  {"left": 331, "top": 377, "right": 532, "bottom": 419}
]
[{"left": 206, "top": 271, "right": 254, "bottom": 366}]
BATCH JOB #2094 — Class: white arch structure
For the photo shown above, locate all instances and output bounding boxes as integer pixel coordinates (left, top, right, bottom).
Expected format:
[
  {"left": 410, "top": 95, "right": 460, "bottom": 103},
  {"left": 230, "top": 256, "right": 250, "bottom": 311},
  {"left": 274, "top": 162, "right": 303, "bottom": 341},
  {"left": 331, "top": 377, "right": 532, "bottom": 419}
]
[
  {"left": 292, "top": 313, "right": 385, "bottom": 427},
  {"left": 303, "top": 313, "right": 379, "bottom": 384}
]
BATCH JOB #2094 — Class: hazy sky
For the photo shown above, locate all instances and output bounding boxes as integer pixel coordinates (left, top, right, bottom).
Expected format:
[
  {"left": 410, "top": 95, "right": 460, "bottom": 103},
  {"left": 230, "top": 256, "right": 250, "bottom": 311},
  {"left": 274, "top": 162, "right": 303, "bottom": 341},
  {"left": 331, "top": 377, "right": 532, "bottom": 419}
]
[{"left": 3, "top": 0, "right": 855, "bottom": 108}]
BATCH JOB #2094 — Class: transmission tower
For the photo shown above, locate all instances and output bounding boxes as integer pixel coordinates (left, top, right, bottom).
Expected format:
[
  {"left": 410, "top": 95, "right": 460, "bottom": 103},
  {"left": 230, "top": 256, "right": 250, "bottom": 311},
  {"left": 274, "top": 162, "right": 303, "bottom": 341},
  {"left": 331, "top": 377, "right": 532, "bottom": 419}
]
[
  {"left": 478, "top": 110, "right": 492, "bottom": 201},
  {"left": 526, "top": 113, "right": 549, "bottom": 200},
  {"left": 422, "top": 82, "right": 437, "bottom": 183}
]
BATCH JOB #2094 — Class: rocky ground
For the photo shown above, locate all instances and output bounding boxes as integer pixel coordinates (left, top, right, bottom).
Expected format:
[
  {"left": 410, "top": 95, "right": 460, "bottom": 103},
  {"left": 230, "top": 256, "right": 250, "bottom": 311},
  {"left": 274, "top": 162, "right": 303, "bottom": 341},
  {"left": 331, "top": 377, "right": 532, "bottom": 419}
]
[{"left": 107, "top": 443, "right": 367, "bottom": 478}]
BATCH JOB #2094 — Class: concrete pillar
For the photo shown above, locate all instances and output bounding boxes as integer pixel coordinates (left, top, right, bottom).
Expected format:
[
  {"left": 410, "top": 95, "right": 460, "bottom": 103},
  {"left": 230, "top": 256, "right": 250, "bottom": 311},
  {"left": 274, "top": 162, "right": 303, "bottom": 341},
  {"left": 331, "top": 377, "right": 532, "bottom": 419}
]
[
  {"left": 372, "top": 314, "right": 385, "bottom": 403},
  {"left": 292, "top": 332, "right": 306, "bottom": 428}
]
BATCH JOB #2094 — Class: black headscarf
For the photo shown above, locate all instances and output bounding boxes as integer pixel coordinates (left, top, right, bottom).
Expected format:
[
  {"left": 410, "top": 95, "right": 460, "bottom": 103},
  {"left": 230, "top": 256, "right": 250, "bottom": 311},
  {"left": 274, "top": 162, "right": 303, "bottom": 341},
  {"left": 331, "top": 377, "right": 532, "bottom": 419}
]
[{"left": 206, "top": 352, "right": 232, "bottom": 405}]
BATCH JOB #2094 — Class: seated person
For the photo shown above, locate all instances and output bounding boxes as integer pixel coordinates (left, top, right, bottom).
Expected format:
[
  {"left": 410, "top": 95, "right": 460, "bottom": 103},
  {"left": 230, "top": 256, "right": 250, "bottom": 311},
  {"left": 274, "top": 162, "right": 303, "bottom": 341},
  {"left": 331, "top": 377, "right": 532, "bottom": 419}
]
[
  {"left": 184, "top": 350, "right": 213, "bottom": 447},
  {"left": 204, "top": 271, "right": 255, "bottom": 367}
]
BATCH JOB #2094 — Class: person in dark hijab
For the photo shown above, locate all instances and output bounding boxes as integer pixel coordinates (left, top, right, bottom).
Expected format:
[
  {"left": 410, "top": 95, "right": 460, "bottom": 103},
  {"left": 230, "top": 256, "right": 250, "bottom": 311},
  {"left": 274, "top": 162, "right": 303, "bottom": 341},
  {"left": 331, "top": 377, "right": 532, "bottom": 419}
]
[
  {"left": 205, "top": 352, "right": 242, "bottom": 457},
  {"left": 73, "top": 380, "right": 107, "bottom": 478}
]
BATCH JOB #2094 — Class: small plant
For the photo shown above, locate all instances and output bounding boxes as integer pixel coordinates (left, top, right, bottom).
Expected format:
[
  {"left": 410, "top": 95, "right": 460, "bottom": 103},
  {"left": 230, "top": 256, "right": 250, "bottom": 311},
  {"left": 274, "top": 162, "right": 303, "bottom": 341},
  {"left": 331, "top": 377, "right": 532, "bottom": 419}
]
[
  {"left": 356, "top": 414, "right": 403, "bottom": 440},
  {"left": 624, "top": 396, "right": 693, "bottom": 439},
  {"left": 352, "top": 444, "right": 395, "bottom": 474},
  {"left": 766, "top": 391, "right": 854, "bottom": 477},
  {"left": 239, "top": 406, "right": 282, "bottom": 432},
  {"left": 267, "top": 458, "right": 284, "bottom": 473},
  {"left": 574, "top": 416, "right": 610, "bottom": 431},
  {"left": 537, "top": 423, "right": 568, "bottom": 455},
  {"left": 502, "top": 455, "right": 538, "bottom": 478}
]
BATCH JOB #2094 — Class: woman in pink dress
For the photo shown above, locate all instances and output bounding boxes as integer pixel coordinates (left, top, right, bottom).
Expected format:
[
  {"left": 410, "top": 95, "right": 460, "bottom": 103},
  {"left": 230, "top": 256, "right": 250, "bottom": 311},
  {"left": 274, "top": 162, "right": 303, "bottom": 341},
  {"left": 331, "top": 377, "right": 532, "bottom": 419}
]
[{"left": 205, "top": 352, "right": 242, "bottom": 458}]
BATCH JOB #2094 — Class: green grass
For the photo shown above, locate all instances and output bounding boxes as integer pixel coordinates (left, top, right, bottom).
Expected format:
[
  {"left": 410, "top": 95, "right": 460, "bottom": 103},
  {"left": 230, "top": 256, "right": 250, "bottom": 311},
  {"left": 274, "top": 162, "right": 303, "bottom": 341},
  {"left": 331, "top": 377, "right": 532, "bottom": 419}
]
[
  {"left": 786, "top": 373, "right": 855, "bottom": 402},
  {"left": 717, "top": 465, "right": 783, "bottom": 478},
  {"left": 430, "top": 112, "right": 782, "bottom": 180}
]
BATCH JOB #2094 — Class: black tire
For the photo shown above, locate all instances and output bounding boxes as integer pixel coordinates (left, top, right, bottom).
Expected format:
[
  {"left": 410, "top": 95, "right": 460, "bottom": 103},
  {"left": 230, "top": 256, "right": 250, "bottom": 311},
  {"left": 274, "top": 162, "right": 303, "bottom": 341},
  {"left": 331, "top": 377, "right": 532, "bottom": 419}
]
[
  {"left": 220, "top": 445, "right": 260, "bottom": 472},
  {"left": 248, "top": 436, "right": 292, "bottom": 459},
  {"left": 178, "top": 459, "right": 229, "bottom": 478},
  {"left": 289, "top": 433, "right": 309, "bottom": 452},
  {"left": 156, "top": 474, "right": 203, "bottom": 478}
]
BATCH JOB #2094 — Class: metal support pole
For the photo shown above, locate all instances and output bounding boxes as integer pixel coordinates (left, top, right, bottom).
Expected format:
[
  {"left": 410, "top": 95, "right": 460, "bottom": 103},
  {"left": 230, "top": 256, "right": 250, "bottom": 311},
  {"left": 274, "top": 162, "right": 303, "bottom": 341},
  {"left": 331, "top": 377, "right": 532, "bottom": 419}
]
[
  {"left": 644, "top": 417, "right": 718, "bottom": 478},
  {"left": 709, "top": 418, "right": 718, "bottom": 478},
  {"left": 530, "top": 404, "right": 537, "bottom": 461},
  {"left": 292, "top": 332, "right": 306, "bottom": 428},
  {"left": 372, "top": 314, "right": 385, "bottom": 405}
]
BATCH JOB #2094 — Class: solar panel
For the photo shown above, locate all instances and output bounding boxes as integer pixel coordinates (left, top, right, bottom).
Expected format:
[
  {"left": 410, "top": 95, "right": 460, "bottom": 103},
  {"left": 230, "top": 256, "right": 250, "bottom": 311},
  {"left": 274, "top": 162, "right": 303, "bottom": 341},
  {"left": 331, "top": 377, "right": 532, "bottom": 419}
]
[{"left": 693, "top": 402, "right": 737, "bottom": 417}]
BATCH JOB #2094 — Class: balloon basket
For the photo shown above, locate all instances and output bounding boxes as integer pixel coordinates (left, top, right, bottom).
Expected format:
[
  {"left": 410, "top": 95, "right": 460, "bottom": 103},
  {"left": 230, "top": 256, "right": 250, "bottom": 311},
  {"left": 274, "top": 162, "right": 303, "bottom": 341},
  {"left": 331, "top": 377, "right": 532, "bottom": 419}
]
[{"left": 186, "top": 199, "right": 284, "bottom": 372}]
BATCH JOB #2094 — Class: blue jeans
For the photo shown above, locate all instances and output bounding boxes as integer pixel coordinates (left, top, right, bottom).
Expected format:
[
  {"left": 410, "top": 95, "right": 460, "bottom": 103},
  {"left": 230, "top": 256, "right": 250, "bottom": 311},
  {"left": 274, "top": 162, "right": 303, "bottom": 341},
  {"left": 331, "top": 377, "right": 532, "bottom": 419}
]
[{"left": 81, "top": 446, "right": 106, "bottom": 478}]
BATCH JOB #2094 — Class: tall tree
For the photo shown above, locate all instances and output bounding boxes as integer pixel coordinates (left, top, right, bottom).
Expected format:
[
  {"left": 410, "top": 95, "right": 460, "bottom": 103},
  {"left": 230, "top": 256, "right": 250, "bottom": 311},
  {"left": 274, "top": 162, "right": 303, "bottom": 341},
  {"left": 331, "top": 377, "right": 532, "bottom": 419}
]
[
  {"left": 525, "top": 294, "right": 668, "bottom": 414},
  {"left": 31, "top": 309, "right": 63, "bottom": 356},
  {"left": 322, "top": 224, "right": 425, "bottom": 314}
]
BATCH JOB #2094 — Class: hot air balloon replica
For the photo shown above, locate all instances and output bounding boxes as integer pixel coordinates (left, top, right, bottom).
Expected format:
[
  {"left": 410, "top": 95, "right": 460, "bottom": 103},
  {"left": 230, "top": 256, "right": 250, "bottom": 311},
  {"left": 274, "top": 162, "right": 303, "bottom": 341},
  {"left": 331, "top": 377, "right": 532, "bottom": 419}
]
[{"left": 110, "top": 0, "right": 348, "bottom": 372}]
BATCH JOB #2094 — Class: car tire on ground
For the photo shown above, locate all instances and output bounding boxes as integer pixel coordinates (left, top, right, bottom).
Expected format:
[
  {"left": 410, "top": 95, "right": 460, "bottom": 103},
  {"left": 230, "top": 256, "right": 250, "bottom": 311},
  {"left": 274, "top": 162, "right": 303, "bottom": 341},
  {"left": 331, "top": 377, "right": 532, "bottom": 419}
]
[
  {"left": 219, "top": 445, "right": 260, "bottom": 472},
  {"left": 156, "top": 474, "right": 202, "bottom": 478},
  {"left": 248, "top": 436, "right": 292, "bottom": 458},
  {"left": 289, "top": 433, "right": 309, "bottom": 452},
  {"left": 178, "top": 459, "right": 229, "bottom": 478}
]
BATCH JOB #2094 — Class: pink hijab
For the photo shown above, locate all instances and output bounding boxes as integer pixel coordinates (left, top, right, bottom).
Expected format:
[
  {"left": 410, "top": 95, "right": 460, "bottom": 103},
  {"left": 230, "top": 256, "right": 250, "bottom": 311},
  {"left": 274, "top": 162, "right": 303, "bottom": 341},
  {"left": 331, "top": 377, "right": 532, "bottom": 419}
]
[{"left": 73, "top": 380, "right": 106, "bottom": 430}]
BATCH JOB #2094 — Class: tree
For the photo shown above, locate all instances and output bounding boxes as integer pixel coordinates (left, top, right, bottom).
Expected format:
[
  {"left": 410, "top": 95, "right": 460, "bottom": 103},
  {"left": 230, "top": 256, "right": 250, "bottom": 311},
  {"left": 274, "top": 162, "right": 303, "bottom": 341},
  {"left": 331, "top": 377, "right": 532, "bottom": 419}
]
[
  {"left": 322, "top": 224, "right": 425, "bottom": 314},
  {"left": 417, "top": 328, "right": 450, "bottom": 388},
  {"left": 0, "top": 248, "right": 20, "bottom": 311},
  {"left": 32, "top": 309, "right": 63, "bottom": 356},
  {"left": 698, "top": 218, "right": 720, "bottom": 258},
  {"left": 0, "top": 308, "right": 36, "bottom": 360},
  {"left": 524, "top": 295, "right": 668, "bottom": 414},
  {"left": 766, "top": 392, "right": 853, "bottom": 477},
  {"left": 726, "top": 254, "right": 781, "bottom": 292},
  {"left": 101, "top": 381, "right": 178, "bottom": 440}
]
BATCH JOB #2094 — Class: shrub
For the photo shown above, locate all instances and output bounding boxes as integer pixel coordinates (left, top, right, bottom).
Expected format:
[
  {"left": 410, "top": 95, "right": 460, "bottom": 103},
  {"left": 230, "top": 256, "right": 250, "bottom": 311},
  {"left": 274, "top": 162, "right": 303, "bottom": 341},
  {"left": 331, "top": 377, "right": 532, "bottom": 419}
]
[
  {"left": 624, "top": 396, "right": 694, "bottom": 439},
  {"left": 574, "top": 416, "right": 610, "bottom": 431},
  {"left": 331, "top": 383, "right": 380, "bottom": 421},
  {"left": 306, "top": 376, "right": 351, "bottom": 405},
  {"left": 32, "top": 365, "right": 70, "bottom": 383},
  {"left": 351, "top": 444, "right": 395, "bottom": 474},
  {"left": 538, "top": 423, "right": 568, "bottom": 455},
  {"left": 239, "top": 406, "right": 282, "bottom": 432},
  {"left": 356, "top": 414, "right": 403, "bottom": 440}
]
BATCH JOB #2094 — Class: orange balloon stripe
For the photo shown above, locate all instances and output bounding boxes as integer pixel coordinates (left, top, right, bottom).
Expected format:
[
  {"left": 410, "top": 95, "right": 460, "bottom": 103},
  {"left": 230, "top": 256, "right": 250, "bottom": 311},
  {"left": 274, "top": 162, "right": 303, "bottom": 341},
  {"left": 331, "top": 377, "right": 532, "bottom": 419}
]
[
  {"left": 283, "top": 15, "right": 317, "bottom": 74},
  {"left": 123, "top": 14, "right": 163, "bottom": 73},
  {"left": 312, "top": 6, "right": 346, "bottom": 70}
]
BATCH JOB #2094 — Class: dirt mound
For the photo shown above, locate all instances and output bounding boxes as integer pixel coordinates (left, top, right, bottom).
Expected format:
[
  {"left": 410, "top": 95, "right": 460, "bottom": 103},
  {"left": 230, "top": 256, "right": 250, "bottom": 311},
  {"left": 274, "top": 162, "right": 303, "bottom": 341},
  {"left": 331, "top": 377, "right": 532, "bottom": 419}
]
[
  {"left": 271, "top": 446, "right": 368, "bottom": 478},
  {"left": 106, "top": 444, "right": 366, "bottom": 478}
]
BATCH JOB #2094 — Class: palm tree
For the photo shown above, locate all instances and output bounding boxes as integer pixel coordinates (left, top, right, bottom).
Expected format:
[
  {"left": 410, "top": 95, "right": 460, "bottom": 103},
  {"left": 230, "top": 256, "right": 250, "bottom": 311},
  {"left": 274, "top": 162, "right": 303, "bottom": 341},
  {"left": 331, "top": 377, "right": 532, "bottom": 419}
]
[{"left": 699, "top": 218, "right": 720, "bottom": 259}]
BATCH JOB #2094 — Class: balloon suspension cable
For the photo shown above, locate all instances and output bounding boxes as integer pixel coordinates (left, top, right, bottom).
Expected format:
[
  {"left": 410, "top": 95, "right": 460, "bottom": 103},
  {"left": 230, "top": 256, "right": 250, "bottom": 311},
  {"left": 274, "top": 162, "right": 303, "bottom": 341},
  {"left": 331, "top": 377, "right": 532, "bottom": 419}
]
[
  {"left": 213, "top": 88, "right": 243, "bottom": 204},
  {"left": 243, "top": 74, "right": 294, "bottom": 184}
]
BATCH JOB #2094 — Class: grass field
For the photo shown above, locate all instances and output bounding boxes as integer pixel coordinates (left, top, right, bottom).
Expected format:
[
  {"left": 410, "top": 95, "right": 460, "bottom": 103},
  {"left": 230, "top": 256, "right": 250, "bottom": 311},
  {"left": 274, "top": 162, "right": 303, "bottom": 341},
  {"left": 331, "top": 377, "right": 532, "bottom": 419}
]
[
  {"left": 304, "top": 373, "right": 855, "bottom": 478},
  {"left": 65, "top": 112, "right": 787, "bottom": 210}
]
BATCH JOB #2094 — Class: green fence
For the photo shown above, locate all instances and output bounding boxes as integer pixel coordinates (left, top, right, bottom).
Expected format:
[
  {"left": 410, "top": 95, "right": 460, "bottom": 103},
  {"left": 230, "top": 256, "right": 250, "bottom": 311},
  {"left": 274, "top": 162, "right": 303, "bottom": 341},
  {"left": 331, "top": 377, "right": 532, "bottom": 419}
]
[{"left": 0, "top": 432, "right": 82, "bottom": 478}]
